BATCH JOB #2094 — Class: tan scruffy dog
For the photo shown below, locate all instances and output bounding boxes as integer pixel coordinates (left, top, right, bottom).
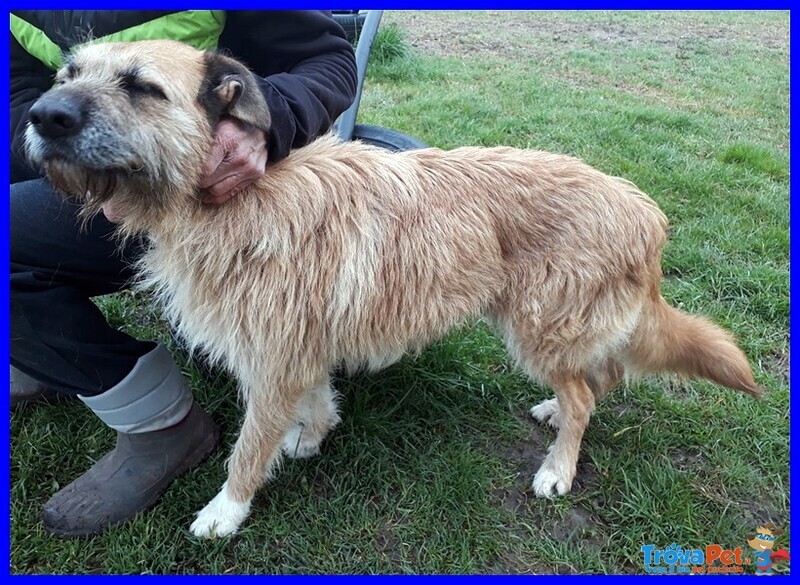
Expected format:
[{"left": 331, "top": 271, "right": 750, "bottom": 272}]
[{"left": 25, "top": 40, "right": 763, "bottom": 538}]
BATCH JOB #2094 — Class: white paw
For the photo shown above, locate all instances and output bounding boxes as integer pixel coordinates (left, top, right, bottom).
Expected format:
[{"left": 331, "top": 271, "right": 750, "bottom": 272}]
[
  {"left": 530, "top": 398, "right": 561, "bottom": 429},
  {"left": 281, "top": 423, "right": 322, "bottom": 460},
  {"left": 532, "top": 463, "right": 573, "bottom": 498},
  {"left": 190, "top": 484, "right": 251, "bottom": 538}
]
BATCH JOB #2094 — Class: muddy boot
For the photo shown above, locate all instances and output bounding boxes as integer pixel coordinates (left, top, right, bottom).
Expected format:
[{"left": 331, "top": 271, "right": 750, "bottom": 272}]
[
  {"left": 41, "top": 343, "right": 219, "bottom": 537},
  {"left": 10, "top": 366, "right": 71, "bottom": 409}
]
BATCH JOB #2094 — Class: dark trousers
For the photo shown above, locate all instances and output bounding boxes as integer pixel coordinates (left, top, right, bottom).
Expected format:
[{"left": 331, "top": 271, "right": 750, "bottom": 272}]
[{"left": 10, "top": 179, "right": 155, "bottom": 397}]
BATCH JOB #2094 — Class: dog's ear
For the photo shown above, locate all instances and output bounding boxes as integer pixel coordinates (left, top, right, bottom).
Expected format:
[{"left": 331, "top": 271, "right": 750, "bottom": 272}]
[{"left": 200, "top": 52, "right": 271, "bottom": 133}]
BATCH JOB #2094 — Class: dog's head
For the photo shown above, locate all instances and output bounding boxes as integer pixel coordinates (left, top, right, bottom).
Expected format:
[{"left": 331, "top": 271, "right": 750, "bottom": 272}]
[{"left": 24, "top": 40, "right": 270, "bottom": 234}]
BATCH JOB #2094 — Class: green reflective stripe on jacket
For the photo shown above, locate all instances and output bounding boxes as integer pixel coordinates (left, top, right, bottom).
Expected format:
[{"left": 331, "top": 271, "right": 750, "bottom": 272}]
[
  {"left": 11, "top": 10, "right": 226, "bottom": 71},
  {"left": 96, "top": 11, "right": 226, "bottom": 52},
  {"left": 10, "top": 13, "right": 63, "bottom": 70}
]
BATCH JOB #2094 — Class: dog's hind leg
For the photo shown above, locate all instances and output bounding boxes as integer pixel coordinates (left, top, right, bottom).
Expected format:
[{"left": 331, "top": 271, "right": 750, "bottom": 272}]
[
  {"left": 585, "top": 357, "right": 625, "bottom": 402},
  {"left": 530, "top": 357, "right": 623, "bottom": 429},
  {"left": 531, "top": 374, "right": 595, "bottom": 497},
  {"left": 190, "top": 379, "right": 304, "bottom": 538},
  {"left": 282, "top": 377, "right": 341, "bottom": 460},
  {"left": 529, "top": 397, "right": 562, "bottom": 429}
]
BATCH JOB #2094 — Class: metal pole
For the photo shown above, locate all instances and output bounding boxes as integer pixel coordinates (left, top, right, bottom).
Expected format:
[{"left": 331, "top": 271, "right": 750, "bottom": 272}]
[{"left": 336, "top": 10, "right": 384, "bottom": 142}]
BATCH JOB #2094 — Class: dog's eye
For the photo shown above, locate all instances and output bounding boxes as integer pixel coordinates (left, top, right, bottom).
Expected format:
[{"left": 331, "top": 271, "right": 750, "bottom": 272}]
[
  {"left": 54, "top": 62, "right": 79, "bottom": 86},
  {"left": 119, "top": 74, "right": 168, "bottom": 101}
]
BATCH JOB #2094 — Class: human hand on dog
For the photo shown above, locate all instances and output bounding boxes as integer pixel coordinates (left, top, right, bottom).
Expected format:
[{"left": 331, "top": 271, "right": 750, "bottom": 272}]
[{"left": 200, "top": 118, "right": 268, "bottom": 205}]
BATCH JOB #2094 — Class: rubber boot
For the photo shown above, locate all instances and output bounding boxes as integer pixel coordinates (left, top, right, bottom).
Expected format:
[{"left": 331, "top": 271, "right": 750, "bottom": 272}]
[{"left": 40, "top": 343, "right": 220, "bottom": 537}]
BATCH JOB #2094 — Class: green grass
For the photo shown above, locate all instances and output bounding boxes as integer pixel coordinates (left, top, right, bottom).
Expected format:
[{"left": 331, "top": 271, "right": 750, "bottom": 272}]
[
  {"left": 369, "top": 22, "right": 411, "bottom": 66},
  {"left": 10, "top": 11, "right": 789, "bottom": 575}
]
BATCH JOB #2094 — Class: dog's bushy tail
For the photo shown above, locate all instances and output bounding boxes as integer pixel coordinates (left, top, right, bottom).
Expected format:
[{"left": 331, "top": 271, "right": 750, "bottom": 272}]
[{"left": 626, "top": 292, "right": 763, "bottom": 397}]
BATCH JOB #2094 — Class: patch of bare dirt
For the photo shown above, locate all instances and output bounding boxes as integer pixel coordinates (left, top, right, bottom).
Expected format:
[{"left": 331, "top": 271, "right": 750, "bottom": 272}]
[
  {"left": 763, "top": 347, "right": 789, "bottom": 384},
  {"left": 484, "top": 551, "right": 535, "bottom": 575},
  {"left": 386, "top": 11, "right": 788, "bottom": 61},
  {"left": 733, "top": 497, "right": 789, "bottom": 534},
  {"left": 669, "top": 447, "right": 703, "bottom": 472},
  {"left": 374, "top": 519, "right": 407, "bottom": 567}
]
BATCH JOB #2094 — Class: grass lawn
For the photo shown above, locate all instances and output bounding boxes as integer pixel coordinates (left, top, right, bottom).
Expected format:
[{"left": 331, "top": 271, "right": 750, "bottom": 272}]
[{"left": 10, "top": 10, "right": 789, "bottom": 575}]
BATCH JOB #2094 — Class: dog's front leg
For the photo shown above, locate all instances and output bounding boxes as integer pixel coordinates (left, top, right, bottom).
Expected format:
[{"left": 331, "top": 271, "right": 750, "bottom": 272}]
[
  {"left": 190, "top": 383, "right": 300, "bottom": 538},
  {"left": 190, "top": 479, "right": 252, "bottom": 539}
]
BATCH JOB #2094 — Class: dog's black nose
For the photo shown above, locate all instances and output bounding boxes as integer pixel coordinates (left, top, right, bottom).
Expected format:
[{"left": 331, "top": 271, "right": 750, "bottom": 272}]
[{"left": 29, "top": 93, "right": 86, "bottom": 139}]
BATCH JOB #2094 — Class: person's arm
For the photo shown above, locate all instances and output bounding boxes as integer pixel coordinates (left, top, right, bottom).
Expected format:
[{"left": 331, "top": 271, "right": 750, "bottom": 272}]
[
  {"left": 219, "top": 10, "right": 358, "bottom": 162},
  {"left": 200, "top": 11, "right": 357, "bottom": 203}
]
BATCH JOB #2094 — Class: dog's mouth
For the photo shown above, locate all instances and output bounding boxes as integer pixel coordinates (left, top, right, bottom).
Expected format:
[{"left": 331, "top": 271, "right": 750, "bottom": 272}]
[
  {"left": 43, "top": 157, "right": 143, "bottom": 220},
  {"left": 45, "top": 158, "right": 114, "bottom": 196},
  {"left": 45, "top": 158, "right": 120, "bottom": 198}
]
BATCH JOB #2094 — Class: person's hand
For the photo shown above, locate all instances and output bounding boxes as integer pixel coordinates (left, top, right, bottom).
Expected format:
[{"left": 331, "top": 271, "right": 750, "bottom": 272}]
[{"left": 199, "top": 118, "right": 268, "bottom": 205}]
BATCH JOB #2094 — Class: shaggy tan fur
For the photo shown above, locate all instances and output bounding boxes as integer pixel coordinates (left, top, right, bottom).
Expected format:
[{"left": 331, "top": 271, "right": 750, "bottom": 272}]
[{"left": 25, "top": 40, "right": 763, "bottom": 537}]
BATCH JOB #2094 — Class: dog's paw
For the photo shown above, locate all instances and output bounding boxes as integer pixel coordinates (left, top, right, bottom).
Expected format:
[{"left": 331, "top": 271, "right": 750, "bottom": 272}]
[
  {"left": 189, "top": 485, "right": 251, "bottom": 539},
  {"left": 281, "top": 424, "right": 322, "bottom": 460},
  {"left": 532, "top": 463, "right": 573, "bottom": 498},
  {"left": 530, "top": 398, "right": 561, "bottom": 429}
]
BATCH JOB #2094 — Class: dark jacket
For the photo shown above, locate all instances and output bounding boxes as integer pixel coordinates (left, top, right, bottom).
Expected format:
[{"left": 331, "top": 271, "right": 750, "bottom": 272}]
[{"left": 10, "top": 10, "right": 358, "bottom": 183}]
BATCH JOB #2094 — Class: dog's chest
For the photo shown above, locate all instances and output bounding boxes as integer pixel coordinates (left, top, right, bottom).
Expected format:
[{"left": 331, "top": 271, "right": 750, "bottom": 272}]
[{"left": 140, "top": 244, "right": 260, "bottom": 350}]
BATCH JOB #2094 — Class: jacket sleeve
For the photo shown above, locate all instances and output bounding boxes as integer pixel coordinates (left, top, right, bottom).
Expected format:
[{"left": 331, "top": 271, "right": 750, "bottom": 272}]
[
  {"left": 218, "top": 11, "right": 358, "bottom": 163},
  {"left": 10, "top": 34, "right": 55, "bottom": 183}
]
